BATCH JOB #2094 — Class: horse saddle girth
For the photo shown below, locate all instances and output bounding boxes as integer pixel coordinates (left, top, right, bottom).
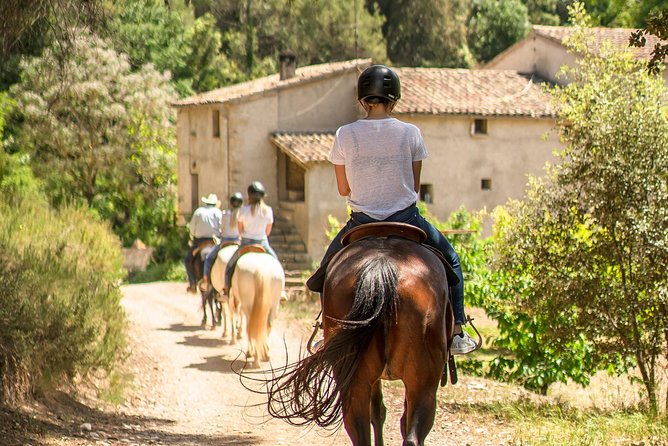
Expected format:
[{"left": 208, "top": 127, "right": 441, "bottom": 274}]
[{"left": 306, "top": 222, "right": 459, "bottom": 293}]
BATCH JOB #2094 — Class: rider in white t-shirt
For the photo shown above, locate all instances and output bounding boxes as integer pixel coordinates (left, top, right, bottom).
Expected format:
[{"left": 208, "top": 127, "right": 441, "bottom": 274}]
[
  {"left": 314, "top": 65, "right": 477, "bottom": 355},
  {"left": 221, "top": 181, "right": 278, "bottom": 295},
  {"left": 199, "top": 192, "right": 243, "bottom": 292}
]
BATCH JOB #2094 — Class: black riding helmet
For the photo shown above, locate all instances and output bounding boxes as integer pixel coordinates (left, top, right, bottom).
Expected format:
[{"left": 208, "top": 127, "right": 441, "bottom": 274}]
[
  {"left": 229, "top": 192, "right": 243, "bottom": 207},
  {"left": 247, "top": 181, "right": 266, "bottom": 200},
  {"left": 357, "top": 64, "right": 401, "bottom": 103}
]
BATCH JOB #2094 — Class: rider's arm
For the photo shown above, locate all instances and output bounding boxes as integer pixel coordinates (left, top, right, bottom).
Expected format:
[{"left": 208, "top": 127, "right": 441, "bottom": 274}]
[
  {"left": 412, "top": 160, "right": 422, "bottom": 193},
  {"left": 334, "top": 164, "right": 351, "bottom": 196},
  {"left": 265, "top": 223, "right": 273, "bottom": 236}
]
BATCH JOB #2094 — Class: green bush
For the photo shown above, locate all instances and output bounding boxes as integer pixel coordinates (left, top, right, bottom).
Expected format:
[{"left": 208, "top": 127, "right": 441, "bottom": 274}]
[{"left": 0, "top": 194, "right": 126, "bottom": 404}]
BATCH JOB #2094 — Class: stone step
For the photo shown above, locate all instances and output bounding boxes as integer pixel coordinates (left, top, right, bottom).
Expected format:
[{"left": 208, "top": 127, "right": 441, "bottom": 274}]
[
  {"left": 272, "top": 242, "right": 307, "bottom": 253},
  {"left": 269, "top": 233, "right": 303, "bottom": 243}
]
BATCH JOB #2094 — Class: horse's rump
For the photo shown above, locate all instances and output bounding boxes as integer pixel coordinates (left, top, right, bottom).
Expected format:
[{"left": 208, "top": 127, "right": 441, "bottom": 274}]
[
  {"left": 232, "top": 253, "right": 285, "bottom": 366},
  {"left": 210, "top": 244, "right": 239, "bottom": 292},
  {"left": 266, "top": 236, "right": 452, "bottom": 433}
]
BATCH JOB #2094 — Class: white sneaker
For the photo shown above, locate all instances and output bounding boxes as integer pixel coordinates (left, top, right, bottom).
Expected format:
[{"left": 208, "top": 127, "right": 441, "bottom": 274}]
[{"left": 451, "top": 331, "right": 477, "bottom": 355}]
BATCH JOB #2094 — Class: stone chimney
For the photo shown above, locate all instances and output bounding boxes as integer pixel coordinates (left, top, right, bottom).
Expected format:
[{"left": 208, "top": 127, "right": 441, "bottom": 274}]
[{"left": 279, "top": 50, "right": 297, "bottom": 80}]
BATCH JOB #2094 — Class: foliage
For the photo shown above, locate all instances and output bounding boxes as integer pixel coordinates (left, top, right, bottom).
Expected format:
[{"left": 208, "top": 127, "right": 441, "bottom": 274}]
[
  {"left": 194, "top": 0, "right": 386, "bottom": 79},
  {"left": 0, "top": 191, "right": 126, "bottom": 404},
  {"left": 630, "top": 8, "right": 668, "bottom": 75},
  {"left": 0, "top": 0, "right": 105, "bottom": 89},
  {"left": 127, "top": 260, "right": 187, "bottom": 284},
  {"left": 10, "top": 32, "right": 180, "bottom": 253},
  {"left": 461, "top": 398, "right": 668, "bottom": 445},
  {"left": 370, "top": 0, "right": 474, "bottom": 67},
  {"left": 468, "top": 0, "right": 530, "bottom": 63},
  {"left": 108, "top": 0, "right": 239, "bottom": 95},
  {"left": 524, "top": 0, "right": 561, "bottom": 25},
  {"left": 491, "top": 3, "right": 668, "bottom": 412}
]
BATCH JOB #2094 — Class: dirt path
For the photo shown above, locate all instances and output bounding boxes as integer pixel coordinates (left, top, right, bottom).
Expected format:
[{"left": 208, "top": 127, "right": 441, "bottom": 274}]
[
  {"left": 3, "top": 282, "right": 529, "bottom": 446},
  {"left": 117, "top": 282, "right": 353, "bottom": 446},
  {"left": 112, "top": 282, "right": 521, "bottom": 445}
]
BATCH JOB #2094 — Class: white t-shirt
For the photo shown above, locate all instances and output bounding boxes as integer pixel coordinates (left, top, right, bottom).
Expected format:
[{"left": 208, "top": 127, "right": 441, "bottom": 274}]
[
  {"left": 238, "top": 204, "right": 274, "bottom": 240},
  {"left": 329, "top": 117, "right": 428, "bottom": 220},
  {"left": 188, "top": 205, "right": 222, "bottom": 238},
  {"left": 219, "top": 209, "right": 240, "bottom": 239}
]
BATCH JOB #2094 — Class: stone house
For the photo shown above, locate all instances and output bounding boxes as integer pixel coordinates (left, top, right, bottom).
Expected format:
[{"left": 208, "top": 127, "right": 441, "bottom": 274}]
[
  {"left": 485, "top": 25, "right": 668, "bottom": 85},
  {"left": 173, "top": 25, "right": 667, "bottom": 266},
  {"left": 173, "top": 54, "right": 557, "bottom": 264}
]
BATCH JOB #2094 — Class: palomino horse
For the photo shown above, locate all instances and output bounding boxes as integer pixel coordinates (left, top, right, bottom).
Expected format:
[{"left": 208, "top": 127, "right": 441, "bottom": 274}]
[
  {"left": 190, "top": 240, "right": 221, "bottom": 328},
  {"left": 265, "top": 224, "right": 455, "bottom": 446},
  {"left": 210, "top": 243, "right": 241, "bottom": 340},
  {"left": 230, "top": 249, "right": 285, "bottom": 368}
]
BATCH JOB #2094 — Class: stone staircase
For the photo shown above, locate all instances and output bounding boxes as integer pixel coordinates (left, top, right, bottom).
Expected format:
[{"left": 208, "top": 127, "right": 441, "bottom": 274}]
[{"left": 269, "top": 214, "right": 313, "bottom": 296}]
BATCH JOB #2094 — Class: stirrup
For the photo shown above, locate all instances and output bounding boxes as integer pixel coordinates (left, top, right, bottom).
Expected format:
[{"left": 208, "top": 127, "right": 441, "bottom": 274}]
[
  {"left": 464, "top": 315, "right": 483, "bottom": 352},
  {"left": 307, "top": 310, "right": 323, "bottom": 355}
]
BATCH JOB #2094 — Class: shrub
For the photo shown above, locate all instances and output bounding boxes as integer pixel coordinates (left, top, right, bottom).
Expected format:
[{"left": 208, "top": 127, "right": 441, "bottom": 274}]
[{"left": 0, "top": 193, "right": 126, "bottom": 404}]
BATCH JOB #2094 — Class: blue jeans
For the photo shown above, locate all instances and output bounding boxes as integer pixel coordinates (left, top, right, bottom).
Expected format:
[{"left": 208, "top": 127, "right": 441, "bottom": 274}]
[
  {"left": 203, "top": 237, "right": 241, "bottom": 278},
  {"left": 321, "top": 204, "right": 466, "bottom": 324},
  {"left": 223, "top": 237, "right": 278, "bottom": 289},
  {"left": 185, "top": 237, "right": 214, "bottom": 286}
]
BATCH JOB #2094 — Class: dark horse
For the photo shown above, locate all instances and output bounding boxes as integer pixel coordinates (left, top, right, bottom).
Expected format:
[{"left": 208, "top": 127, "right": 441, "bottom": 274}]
[
  {"left": 265, "top": 230, "right": 455, "bottom": 446},
  {"left": 190, "top": 240, "right": 221, "bottom": 328}
]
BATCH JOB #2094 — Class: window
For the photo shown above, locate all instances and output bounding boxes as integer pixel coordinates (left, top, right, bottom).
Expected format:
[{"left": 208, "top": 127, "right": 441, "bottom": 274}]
[
  {"left": 212, "top": 109, "right": 220, "bottom": 138},
  {"left": 419, "top": 184, "right": 433, "bottom": 204},
  {"left": 481, "top": 178, "right": 492, "bottom": 190},
  {"left": 472, "top": 118, "right": 488, "bottom": 135}
]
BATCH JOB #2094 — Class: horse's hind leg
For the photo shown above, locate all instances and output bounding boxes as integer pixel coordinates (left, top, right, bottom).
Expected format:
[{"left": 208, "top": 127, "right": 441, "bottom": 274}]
[
  {"left": 370, "top": 380, "right": 386, "bottom": 446},
  {"left": 401, "top": 376, "right": 439, "bottom": 446},
  {"left": 200, "top": 292, "right": 208, "bottom": 327},
  {"left": 342, "top": 381, "right": 373, "bottom": 446},
  {"left": 207, "top": 292, "right": 217, "bottom": 329}
]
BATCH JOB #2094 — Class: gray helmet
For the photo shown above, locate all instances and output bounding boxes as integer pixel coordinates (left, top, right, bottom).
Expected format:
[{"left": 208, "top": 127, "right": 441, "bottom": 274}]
[
  {"left": 229, "top": 192, "right": 243, "bottom": 207},
  {"left": 247, "top": 181, "right": 265, "bottom": 197},
  {"left": 357, "top": 65, "right": 401, "bottom": 103}
]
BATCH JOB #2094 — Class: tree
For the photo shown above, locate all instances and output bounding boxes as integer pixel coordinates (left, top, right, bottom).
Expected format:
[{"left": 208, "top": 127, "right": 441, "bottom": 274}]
[
  {"left": 0, "top": 0, "right": 106, "bottom": 89},
  {"left": 491, "top": 4, "right": 668, "bottom": 412},
  {"left": 370, "top": 0, "right": 474, "bottom": 67},
  {"left": 10, "top": 32, "right": 179, "bottom": 249},
  {"left": 468, "top": 0, "right": 530, "bottom": 63},
  {"left": 194, "top": 0, "right": 386, "bottom": 79},
  {"left": 523, "top": 0, "right": 560, "bottom": 25},
  {"left": 630, "top": 7, "right": 668, "bottom": 75}
]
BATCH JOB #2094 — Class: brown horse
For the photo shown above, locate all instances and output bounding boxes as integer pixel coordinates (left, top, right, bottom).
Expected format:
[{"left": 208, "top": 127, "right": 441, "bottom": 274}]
[
  {"left": 190, "top": 240, "right": 221, "bottom": 328},
  {"left": 265, "top": 234, "right": 455, "bottom": 446}
]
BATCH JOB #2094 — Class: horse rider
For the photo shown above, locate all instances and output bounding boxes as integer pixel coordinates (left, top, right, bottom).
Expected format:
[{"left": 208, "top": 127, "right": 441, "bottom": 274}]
[
  {"left": 310, "top": 64, "right": 477, "bottom": 355},
  {"left": 199, "top": 192, "right": 244, "bottom": 292},
  {"left": 220, "top": 181, "right": 279, "bottom": 296},
  {"left": 184, "top": 193, "right": 222, "bottom": 294}
]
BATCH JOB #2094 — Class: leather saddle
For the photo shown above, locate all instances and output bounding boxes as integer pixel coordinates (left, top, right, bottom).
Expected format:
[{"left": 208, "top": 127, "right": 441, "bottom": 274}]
[
  {"left": 237, "top": 244, "right": 266, "bottom": 257},
  {"left": 192, "top": 238, "right": 215, "bottom": 258},
  {"left": 306, "top": 222, "right": 459, "bottom": 293}
]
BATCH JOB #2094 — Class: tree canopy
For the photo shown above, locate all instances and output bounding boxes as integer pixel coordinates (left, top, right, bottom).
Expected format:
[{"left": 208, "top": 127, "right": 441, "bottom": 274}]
[
  {"left": 10, "top": 32, "right": 179, "bottom": 249},
  {"left": 490, "top": 4, "right": 668, "bottom": 412}
]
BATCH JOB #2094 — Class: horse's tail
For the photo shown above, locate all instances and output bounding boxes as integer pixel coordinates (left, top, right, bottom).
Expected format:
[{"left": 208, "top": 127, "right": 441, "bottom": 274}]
[
  {"left": 265, "top": 256, "right": 398, "bottom": 429},
  {"left": 245, "top": 269, "right": 266, "bottom": 360}
]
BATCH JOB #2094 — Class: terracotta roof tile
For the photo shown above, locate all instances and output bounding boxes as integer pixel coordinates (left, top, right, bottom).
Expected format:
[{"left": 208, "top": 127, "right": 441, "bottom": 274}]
[
  {"left": 271, "top": 132, "right": 334, "bottom": 166},
  {"left": 174, "top": 59, "right": 371, "bottom": 107},
  {"left": 533, "top": 25, "right": 667, "bottom": 62},
  {"left": 394, "top": 68, "right": 555, "bottom": 118}
]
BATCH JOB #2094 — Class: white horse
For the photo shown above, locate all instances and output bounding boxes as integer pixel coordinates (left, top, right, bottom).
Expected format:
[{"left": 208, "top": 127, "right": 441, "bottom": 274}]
[
  {"left": 230, "top": 252, "right": 285, "bottom": 368},
  {"left": 210, "top": 243, "right": 240, "bottom": 340}
]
